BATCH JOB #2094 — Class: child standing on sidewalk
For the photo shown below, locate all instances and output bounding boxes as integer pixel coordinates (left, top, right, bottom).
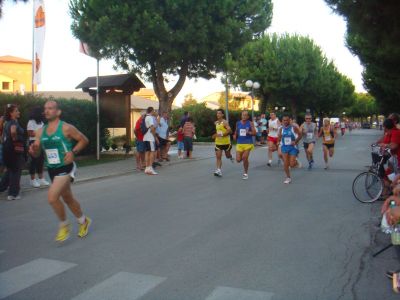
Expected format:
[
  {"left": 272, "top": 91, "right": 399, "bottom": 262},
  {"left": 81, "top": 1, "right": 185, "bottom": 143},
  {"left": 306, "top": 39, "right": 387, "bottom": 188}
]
[{"left": 177, "top": 127, "right": 184, "bottom": 159}]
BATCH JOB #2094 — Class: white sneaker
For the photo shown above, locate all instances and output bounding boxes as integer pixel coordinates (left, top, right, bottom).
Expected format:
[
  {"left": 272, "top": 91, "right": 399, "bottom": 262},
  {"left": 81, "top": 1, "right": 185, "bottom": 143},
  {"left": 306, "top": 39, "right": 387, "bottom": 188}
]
[
  {"left": 145, "top": 168, "right": 158, "bottom": 175},
  {"left": 7, "top": 194, "right": 21, "bottom": 201},
  {"left": 30, "top": 179, "right": 40, "bottom": 188},
  {"left": 284, "top": 178, "right": 292, "bottom": 184},
  {"left": 242, "top": 173, "right": 249, "bottom": 180},
  {"left": 39, "top": 178, "right": 50, "bottom": 186},
  {"left": 214, "top": 169, "right": 222, "bottom": 177}
]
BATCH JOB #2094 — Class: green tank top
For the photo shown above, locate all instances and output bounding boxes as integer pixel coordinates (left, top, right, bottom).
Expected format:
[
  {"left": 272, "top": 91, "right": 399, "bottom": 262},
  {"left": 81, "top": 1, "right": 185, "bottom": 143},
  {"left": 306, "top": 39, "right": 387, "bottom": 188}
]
[{"left": 41, "top": 121, "right": 73, "bottom": 169}]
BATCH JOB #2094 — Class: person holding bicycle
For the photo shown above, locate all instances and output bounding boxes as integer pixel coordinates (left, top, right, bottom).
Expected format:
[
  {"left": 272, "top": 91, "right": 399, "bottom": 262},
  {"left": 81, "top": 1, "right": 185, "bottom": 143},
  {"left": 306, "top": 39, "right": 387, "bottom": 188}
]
[{"left": 379, "top": 119, "right": 400, "bottom": 176}]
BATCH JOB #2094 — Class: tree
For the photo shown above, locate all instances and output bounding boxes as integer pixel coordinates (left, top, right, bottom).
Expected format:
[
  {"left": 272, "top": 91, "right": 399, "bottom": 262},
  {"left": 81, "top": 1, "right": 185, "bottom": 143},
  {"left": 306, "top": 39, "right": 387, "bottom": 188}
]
[
  {"left": 70, "top": 0, "right": 273, "bottom": 114},
  {"left": 308, "top": 61, "right": 355, "bottom": 120},
  {"left": 347, "top": 93, "right": 377, "bottom": 120},
  {"left": 182, "top": 93, "right": 198, "bottom": 108},
  {"left": 229, "top": 34, "right": 353, "bottom": 119},
  {"left": 0, "top": 0, "right": 28, "bottom": 18},
  {"left": 325, "top": 0, "right": 400, "bottom": 113}
]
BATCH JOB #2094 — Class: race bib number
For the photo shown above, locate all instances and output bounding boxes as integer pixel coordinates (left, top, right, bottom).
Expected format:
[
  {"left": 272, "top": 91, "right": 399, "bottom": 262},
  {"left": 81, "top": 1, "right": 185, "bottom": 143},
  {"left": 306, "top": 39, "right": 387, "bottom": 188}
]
[
  {"left": 284, "top": 137, "right": 292, "bottom": 146},
  {"left": 45, "top": 149, "right": 61, "bottom": 165},
  {"left": 325, "top": 135, "right": 331, "bottom": 141},
  {"left": 239, "top": 129, "right": 247, "bottom": 137},
  {"left": 217, "top": 131, "right": 223, "bottom": 137},
  {"left": 307, "top": 132, "right": 313, "bottom": 139}
]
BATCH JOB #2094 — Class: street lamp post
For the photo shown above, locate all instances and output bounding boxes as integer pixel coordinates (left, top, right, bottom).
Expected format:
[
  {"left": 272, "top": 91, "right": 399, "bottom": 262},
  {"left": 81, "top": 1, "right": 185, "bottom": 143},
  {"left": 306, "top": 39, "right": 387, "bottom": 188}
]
[
  {"left": 274, "top": 106, "right": 286, "bottom": 118},
  {"left": 245, "top": 80, "right": 260, "bottom": 121}
]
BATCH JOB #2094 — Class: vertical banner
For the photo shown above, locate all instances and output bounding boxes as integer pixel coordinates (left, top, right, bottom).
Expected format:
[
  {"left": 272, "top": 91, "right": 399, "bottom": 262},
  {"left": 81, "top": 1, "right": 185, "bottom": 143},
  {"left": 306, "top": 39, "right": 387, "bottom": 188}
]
[
  {"left": 33, "top": 0, "right": 45, "bottom": 85},
  {"left": 79, "top": 41, "right": 92, "bottom": 57}
]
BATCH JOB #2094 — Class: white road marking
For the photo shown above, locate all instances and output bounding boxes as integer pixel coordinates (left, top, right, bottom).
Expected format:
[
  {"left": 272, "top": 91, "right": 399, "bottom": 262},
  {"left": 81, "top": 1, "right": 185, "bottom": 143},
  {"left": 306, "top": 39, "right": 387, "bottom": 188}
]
[
  {"left": 0, "top": 258, "right": 76, "bottom": 299},
  {"left": 205, "top": 286, "right": 274, "bottom": 300},
  {"left": 71, "top": 272, "right": 166, "bottom": 300}
]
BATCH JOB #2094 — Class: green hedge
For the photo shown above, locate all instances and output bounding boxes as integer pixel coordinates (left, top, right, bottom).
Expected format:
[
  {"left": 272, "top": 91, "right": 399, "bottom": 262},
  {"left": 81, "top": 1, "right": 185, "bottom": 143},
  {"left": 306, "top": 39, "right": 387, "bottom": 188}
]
[{"left": 0, "top": 93, "right": 108, "bottom": 154}]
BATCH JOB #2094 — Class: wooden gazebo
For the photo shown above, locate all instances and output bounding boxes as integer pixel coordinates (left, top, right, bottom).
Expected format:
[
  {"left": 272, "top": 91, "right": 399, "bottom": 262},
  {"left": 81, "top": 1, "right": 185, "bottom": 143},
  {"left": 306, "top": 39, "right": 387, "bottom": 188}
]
[{"left": 76, "top": 74, "right": 145, "bottom": 143}]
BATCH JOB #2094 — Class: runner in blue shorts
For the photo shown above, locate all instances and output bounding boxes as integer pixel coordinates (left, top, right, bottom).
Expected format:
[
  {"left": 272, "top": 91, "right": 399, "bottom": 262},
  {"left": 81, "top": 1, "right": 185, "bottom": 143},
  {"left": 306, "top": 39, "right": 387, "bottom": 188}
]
[{"left": 278, "top": 114, "right": 302, "bottom": 184}]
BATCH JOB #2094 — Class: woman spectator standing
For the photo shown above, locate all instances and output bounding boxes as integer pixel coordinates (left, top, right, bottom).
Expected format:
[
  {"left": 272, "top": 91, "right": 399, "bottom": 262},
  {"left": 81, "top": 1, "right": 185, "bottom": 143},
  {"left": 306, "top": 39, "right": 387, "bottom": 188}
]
[
  {"left": 27, "top": 106, "right": 49, "bottom": 187},
  {"left": 0, "top": 104, "right": 25, "bottom": 200}
]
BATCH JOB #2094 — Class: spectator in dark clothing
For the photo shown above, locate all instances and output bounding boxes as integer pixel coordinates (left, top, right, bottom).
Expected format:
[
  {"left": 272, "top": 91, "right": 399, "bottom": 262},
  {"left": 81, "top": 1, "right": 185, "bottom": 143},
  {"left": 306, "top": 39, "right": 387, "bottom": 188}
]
[
  {"left": 0, "top": 104, "right": 25, "bottom": 200},
  {"left": 180, "top": 111, "right": 190, "bottom": 128}
]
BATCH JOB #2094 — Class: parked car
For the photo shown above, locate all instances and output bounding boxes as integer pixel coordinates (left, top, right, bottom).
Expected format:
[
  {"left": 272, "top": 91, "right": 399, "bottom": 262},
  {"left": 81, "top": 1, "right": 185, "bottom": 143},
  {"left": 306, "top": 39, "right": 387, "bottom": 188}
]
[{"left": 362, "top": 123, "right": 371, "bottom": 129}]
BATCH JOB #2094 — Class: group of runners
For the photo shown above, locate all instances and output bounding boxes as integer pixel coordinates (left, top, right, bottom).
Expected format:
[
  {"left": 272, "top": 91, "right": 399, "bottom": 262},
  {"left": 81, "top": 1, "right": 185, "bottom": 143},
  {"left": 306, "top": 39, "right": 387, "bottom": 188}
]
[
  {"left": 23, "top": 100, "right": 340, "bottom": 244},
  {"left": 212, "top": 109, "right": 338, "bottom": 183}
]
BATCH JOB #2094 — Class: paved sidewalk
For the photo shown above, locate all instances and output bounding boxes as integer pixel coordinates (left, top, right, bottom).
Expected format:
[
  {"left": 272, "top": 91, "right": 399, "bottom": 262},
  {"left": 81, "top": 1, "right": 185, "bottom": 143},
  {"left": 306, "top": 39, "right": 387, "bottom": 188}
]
[{"left": 18, "top": 144, "right": 216, "bottom": 194}]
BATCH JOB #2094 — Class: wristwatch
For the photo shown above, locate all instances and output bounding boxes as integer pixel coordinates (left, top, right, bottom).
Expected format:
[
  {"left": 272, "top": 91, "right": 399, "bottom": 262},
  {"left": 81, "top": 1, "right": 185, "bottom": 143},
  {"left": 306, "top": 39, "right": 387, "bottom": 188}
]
[{"left": 72, "top": 149, "right": 79, "bottom": 155}]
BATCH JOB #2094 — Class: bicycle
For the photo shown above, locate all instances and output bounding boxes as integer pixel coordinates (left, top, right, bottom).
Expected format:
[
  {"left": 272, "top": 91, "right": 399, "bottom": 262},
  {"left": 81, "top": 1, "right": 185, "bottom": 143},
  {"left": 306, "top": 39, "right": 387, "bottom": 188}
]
[{"left": 352, "top": 144, "right": 391, "bottom": 203}]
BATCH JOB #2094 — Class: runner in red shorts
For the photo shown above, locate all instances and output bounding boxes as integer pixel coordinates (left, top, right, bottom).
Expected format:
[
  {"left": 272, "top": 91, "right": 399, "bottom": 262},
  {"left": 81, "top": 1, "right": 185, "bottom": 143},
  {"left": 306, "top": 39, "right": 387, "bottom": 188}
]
[{"left": 267, "top": 112, "right": 281, "bottom": 166}]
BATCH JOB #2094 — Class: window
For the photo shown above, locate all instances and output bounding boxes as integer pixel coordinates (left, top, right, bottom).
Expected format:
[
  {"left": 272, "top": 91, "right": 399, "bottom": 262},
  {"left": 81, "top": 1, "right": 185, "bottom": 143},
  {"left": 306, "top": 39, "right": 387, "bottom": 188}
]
[{"left": 2, "top": 82, "right": 10, "bottom": 90}]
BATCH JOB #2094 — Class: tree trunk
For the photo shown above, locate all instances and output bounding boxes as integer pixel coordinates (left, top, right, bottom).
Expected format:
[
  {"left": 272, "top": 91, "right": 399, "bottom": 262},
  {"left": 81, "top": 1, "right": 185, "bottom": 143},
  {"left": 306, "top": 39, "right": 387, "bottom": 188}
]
[
  {"left": 290, "top": 99, "right": 297, "bottom": 121},
  {"left": 318, "top": 112, "right": 323, "bottom": 129},
  {"left": 150, "top": 62, "right": 188, "bottom": 114},
  {"left": 158, "top": 95, "right": 172, "bottom": 114},
  {"left": 260, "top": 93, "right": 269, "bottom": 114}
]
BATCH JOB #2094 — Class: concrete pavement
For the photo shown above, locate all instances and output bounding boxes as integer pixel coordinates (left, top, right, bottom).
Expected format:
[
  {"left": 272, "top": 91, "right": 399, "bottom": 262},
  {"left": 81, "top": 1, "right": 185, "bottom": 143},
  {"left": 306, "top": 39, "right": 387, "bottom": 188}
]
[{"left": 0, "top": 129, "right": 398, "bottom": 300}]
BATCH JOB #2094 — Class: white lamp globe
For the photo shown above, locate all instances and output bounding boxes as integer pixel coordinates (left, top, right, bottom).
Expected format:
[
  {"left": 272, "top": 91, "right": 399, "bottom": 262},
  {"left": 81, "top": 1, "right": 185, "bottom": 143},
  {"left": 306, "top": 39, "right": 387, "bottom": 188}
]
[
  {"left": 245, "top": 80, "right": 253, "bottom": 88},
  {"left": 253, "top": 82, "right": 260, "bottom": 89}
]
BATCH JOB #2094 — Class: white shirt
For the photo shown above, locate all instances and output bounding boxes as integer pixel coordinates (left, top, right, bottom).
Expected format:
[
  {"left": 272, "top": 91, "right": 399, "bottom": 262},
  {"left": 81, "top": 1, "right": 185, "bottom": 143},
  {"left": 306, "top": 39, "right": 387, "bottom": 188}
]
[
  {"left": 143, "top": 115, "right": 155, "bottom": 142},
  {"left": 268, "top": 119, "right": 279, "bottom": 138},
  {"left": 27, "top": 120, "right": 44, "bottom": 141}
]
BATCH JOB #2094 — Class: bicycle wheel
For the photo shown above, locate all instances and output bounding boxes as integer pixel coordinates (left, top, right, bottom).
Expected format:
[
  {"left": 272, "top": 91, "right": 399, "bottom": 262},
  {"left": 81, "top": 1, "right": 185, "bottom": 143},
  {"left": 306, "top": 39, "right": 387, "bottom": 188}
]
[{"left": 352, "top": 171, "right": 383, "bottom": 203}]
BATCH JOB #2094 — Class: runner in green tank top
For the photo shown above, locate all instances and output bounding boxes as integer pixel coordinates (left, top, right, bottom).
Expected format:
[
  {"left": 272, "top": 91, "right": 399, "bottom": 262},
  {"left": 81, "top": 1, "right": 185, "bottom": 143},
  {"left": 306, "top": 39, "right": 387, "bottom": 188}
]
[
  {"left": 41, "top": 120, "right": 73, "bottom": 169},
  {"left": 29, "top": 100, "right": 92, "bottom": 243}
]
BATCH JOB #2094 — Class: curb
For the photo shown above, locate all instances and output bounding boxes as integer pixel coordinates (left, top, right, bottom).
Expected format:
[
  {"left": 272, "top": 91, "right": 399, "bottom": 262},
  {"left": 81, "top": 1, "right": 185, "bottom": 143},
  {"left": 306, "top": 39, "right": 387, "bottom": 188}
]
[{"left": 19, "top": 155, "right": 214, "bottom": 194}]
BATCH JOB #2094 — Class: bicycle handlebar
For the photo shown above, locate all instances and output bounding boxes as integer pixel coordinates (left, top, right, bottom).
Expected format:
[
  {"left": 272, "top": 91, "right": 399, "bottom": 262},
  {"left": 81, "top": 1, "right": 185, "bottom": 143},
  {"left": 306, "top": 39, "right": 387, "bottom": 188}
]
[{"left": 371, "top": 143, "right": 391, "bottom": 154}]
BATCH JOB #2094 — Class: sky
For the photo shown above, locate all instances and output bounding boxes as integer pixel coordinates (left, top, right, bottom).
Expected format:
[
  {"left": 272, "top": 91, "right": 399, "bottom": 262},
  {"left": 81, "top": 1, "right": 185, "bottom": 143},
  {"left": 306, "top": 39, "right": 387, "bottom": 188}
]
[{"left": 0, "top": 0, "right": 365, "bottom": 106}]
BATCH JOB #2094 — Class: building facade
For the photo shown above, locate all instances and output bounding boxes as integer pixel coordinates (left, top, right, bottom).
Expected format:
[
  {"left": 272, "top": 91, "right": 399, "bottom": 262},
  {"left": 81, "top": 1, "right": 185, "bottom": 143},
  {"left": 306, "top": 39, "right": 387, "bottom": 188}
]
[
  {"left": 200, "top": 91, "right": 260, "bottom": 111},
  {"left": 0, "top": 55, "right": 35, "bottom": 94}
]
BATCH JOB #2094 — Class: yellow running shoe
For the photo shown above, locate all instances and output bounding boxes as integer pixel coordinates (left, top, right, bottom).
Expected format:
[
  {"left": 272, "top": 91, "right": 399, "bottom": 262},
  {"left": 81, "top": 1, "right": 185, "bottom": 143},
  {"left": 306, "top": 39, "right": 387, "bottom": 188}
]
[
  {"left": 78, "top": 217, "right": 92, "bottom": 238},
  {"left": 55, "top": 223, "right": 71, "bottom": 243}
]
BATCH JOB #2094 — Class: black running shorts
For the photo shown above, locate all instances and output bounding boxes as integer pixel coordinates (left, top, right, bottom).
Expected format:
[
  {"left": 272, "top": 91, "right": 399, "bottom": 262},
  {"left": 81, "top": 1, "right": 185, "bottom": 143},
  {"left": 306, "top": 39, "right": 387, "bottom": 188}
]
[
  {"left": 48, "top": 163, "right": 76, "bottom": 183},
  {"left": 215, "top": 144, "right": 232, "bottom": 152}
]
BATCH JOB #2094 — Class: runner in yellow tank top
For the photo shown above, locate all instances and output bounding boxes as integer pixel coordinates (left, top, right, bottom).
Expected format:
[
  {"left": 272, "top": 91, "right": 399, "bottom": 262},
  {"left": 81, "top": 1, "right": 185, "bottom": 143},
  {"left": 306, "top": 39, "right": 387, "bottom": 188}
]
[
  {"left": 212, "top": 109, "right": 233, "bottom": 177},
  {"left": 318, "top": 117, "right": 337, "bottom": 169}
]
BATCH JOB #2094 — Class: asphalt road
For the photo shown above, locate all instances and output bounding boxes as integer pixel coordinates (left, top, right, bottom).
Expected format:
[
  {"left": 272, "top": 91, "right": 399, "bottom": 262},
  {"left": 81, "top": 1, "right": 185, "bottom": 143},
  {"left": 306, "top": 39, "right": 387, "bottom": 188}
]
[{"left": 0, "top": 129, "right": 397, "bottom": 300}]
